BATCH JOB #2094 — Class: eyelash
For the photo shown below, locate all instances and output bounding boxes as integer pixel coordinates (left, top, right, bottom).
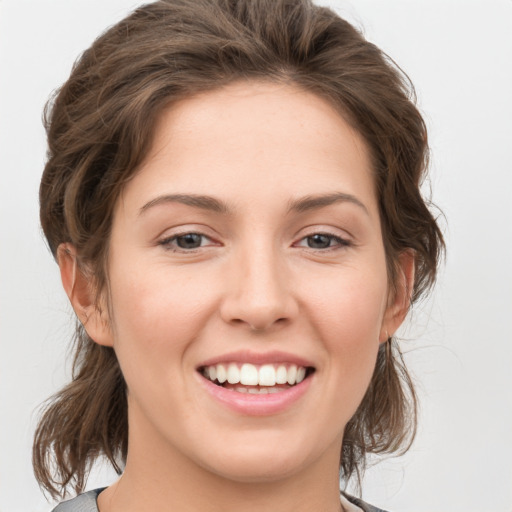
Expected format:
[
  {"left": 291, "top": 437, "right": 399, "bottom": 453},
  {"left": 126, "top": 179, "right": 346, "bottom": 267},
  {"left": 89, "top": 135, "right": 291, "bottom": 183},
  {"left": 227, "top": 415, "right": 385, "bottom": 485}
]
[
  {"left": 294, "top": 232, "right": 352, "bottom": 251},
  {"left": 158, "top": 231, "right": 351, "bottom": 252},
  {"left": 159, "top": 232, "right": 215, "bottom": 252}
]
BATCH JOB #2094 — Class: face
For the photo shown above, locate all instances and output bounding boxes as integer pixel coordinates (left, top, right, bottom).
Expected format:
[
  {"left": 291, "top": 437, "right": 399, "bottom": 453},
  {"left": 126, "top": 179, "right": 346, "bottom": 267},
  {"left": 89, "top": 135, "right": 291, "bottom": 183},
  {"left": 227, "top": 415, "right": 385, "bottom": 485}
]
[{"left": 82, "top": 81, "right": 408, "bottom": 484}]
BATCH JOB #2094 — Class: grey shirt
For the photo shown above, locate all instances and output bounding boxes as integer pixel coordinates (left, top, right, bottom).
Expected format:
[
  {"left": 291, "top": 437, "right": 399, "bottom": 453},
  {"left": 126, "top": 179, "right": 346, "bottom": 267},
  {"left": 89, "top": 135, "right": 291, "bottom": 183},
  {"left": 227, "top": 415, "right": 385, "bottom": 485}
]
[{"left": 52, "top": 488, "right": 389, "bottom": 512}]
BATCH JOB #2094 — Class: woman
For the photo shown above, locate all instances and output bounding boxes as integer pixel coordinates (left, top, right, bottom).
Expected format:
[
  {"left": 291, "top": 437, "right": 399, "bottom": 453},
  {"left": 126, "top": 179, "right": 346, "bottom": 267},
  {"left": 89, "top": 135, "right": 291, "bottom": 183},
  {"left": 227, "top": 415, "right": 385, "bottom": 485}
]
[{"left": 33, "top": 0, "right": 444, "bottom": 511}]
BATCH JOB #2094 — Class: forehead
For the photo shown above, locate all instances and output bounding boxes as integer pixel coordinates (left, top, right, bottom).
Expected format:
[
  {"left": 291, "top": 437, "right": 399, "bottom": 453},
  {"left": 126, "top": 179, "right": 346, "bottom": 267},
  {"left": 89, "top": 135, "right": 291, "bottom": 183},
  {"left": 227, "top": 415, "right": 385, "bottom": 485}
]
[
  {"left": 151, "top": 80, "right": 369, "bottom": 164},
  {"left": 120, "top": 80, "right": 377, "bottom": 217}
]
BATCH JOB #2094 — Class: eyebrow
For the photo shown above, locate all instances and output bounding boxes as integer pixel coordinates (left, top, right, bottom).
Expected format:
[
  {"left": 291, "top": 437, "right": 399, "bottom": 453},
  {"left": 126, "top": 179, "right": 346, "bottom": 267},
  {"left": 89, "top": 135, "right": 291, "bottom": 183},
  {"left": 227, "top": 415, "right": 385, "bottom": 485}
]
[
  {"left": 139, "top": 191, "right": 368, "bottom": 217},
  {"left": 288, "top": 192, "right": 369, "bottom": 215},
  {"left": 139, "top": 194, "right": 231, "bottom": 216}
]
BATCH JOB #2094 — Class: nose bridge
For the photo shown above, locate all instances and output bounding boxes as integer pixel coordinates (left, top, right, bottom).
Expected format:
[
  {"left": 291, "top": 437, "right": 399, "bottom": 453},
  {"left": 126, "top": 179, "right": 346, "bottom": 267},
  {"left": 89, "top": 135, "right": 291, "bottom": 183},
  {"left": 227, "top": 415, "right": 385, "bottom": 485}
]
[{"left": 221, "top": 235, "right": 296, "bottom": 331}]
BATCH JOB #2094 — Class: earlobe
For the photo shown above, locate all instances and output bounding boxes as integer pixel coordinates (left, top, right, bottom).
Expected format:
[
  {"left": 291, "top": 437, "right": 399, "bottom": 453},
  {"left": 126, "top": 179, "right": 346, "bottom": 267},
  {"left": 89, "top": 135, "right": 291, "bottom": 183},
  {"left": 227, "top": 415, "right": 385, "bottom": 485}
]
[
  {"left": 380, "top": 250, "right": 415, "bottom": 343},
  {"left": 57, "top": 243, "right": 113, "bottom": 347}
]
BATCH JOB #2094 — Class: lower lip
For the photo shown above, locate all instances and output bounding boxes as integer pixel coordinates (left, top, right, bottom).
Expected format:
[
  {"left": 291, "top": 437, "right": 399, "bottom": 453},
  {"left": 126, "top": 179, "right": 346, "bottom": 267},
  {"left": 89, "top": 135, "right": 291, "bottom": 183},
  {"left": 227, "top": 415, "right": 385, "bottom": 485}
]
[{"left": 198, "top": 374, "right": 313, "bottom": 416}]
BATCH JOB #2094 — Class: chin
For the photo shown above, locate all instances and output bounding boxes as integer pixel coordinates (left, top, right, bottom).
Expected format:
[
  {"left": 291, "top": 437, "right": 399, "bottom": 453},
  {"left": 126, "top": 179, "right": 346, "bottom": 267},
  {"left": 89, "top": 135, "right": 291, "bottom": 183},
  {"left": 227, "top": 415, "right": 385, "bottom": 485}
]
[
  {"left": 191, "top": 431, "right": 331, "bottom": 484},
  {"left": 201, "top": 453, "right": 308, "bottom": 484}
]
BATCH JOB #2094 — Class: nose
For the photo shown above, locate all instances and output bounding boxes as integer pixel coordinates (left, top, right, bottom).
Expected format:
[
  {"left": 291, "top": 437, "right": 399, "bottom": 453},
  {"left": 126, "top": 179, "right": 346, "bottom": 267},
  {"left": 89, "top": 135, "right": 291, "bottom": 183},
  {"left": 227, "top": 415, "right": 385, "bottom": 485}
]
[{"left": 219, "top": 243, "right": 298, "bottom": 332}]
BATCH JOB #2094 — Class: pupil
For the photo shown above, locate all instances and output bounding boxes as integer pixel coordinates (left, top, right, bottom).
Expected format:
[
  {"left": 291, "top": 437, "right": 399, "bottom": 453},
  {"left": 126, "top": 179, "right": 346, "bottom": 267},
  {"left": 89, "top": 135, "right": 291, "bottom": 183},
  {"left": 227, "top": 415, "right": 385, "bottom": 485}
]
[
  {"left": 308, "top": 234, "right": 331, "bottom": 249},
  {"left": 177, "top": 233, "right": 202, "bottom": 249}
]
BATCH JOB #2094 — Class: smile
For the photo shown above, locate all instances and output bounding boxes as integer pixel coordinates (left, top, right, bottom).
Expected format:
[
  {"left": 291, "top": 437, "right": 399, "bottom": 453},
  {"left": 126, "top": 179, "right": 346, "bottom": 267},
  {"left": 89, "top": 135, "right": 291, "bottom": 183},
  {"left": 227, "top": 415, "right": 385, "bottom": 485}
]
[{"left": 199, "top": 363, "right": 315, "bottom": 394}]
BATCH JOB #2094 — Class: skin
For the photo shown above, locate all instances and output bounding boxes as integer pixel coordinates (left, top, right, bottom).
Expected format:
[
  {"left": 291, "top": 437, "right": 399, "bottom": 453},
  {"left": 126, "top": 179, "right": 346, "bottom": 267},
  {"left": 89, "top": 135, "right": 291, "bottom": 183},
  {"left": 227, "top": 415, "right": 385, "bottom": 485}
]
[{"left": 59, "top": 81, "right": 414, "bottom": 512}]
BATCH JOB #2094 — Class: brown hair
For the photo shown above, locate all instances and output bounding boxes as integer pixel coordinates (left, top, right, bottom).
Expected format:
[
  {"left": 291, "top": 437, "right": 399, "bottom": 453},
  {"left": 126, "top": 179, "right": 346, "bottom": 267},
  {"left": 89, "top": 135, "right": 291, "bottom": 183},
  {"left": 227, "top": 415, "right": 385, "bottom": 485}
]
[{"left": 34, "top": 0, "right": 444, "bottom": 499}]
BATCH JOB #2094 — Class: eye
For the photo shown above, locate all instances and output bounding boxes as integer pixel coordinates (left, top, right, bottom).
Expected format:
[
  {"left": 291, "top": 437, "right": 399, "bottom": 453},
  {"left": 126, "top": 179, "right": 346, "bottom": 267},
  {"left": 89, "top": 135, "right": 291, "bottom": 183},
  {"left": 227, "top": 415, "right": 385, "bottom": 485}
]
[
  {"left": 295, "top": 233, "right": 350, "bottom": 250},
  {"left": 159, "top": 232, "right": 214, "bottom": 251}
]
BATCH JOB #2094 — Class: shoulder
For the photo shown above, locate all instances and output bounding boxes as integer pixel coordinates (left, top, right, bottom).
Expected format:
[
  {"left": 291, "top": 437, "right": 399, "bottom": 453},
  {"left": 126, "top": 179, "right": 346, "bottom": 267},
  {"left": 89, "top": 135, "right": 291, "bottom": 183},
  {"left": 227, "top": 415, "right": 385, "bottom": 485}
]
[
  {"left": 51, "top": 488, "right": 389, "bottom": 512},
  {"left": 341, "top": 491, "right": 390, "bottom": 512},
  {"left": 51, "top": 488, "right": 104, "bottom": 512}
]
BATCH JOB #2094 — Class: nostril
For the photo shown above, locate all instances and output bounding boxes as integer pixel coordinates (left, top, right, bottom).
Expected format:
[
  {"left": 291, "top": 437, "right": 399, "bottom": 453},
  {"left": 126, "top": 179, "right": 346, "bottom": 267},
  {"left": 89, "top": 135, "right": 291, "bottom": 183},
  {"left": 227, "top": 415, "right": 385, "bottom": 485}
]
[
  {"left": 219, "top": 279, "right": 299, "bottom": 331},
  {"left": 247, "top": 316, "right": 290, "bottom": 332}
]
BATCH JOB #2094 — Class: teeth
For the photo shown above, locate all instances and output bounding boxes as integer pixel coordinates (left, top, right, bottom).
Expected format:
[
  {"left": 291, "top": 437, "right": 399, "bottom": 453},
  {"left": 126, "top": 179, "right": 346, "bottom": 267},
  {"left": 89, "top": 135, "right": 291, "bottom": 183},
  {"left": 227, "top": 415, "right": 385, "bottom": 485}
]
[
  {"left": 227, "top": 363, "right": 240, "bottom": 384},
  {"left": 240, "top": 363, "right": 259, "bottom": 385},
  {"left": 202, "top": 362, "right": 310, "bottom": 387},
  {"left": 258, "top": 364, "right": 276, "bottom": 386},
  {"left": 287, "top": 365, "right": 297, "bottom": 385},
  {"left": 216, "top": 364, "right": 227, "bottom": 383},
  {"left": 276, "top": 365, "right": 287, "bottom": 384}
]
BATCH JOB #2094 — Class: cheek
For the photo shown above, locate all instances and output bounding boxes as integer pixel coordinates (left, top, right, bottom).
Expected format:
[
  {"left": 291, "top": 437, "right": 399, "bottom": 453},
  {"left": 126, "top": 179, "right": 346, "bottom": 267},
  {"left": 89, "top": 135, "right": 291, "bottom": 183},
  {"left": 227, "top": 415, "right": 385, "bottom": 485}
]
[
  {"left": 106, "top": 262, "right": 219, "bottom": 371},
  {"left": 104, "top": 263, "right": 222, "bottom": 431},
  {"left": 302, "top": 264, "right": 388, "bottom": 400},
  {"left": 307, "top": 265, "right": 388, "bottom": 341}
]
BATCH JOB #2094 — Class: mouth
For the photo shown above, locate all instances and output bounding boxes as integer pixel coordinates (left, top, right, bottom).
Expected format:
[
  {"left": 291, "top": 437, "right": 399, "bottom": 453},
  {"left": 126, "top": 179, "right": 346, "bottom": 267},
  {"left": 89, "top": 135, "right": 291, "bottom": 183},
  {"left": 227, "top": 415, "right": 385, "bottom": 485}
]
[{"left": 198, "top": 362, "right": 316, "bottom": 394}]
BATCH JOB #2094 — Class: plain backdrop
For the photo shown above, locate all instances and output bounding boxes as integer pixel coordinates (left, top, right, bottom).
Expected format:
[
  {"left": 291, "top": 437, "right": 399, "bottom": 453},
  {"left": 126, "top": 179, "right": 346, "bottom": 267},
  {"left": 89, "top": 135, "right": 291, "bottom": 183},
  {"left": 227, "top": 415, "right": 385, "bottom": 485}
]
[{"left": 1, "top": 1, "right": 511, "bottom": 511}]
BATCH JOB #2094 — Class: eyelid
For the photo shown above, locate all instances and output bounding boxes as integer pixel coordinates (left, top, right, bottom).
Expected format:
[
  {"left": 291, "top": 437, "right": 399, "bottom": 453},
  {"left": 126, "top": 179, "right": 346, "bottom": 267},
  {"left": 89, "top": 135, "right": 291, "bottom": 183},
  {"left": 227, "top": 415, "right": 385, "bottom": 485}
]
[
  {"left": 157, "top": 227, "right": 221, "bottom": 252},
  {"left": 155, "top": 223, "right": 218, "bottom": 241},
  {"left": 155, "top": 224, "right": 353, "bottom": 252},
  {"left": 293, "top": 224, "right": 353, "bottom": 241},
  {"left": 160, "top": 231, "right": 211, "bottom": 243},
  {"left": 295, "top": 233, "right": 350, "bottom": 247}
]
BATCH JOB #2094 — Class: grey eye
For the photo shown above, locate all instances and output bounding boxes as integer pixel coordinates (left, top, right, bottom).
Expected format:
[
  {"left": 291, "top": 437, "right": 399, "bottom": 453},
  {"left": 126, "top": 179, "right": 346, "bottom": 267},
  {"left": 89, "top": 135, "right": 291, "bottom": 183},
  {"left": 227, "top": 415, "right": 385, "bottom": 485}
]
[
  {"left": 306, "top": 234, "right": 334, "bottom": 249},
  {"left": 176, "top": 233, "right": 204, "bottom": 249}
]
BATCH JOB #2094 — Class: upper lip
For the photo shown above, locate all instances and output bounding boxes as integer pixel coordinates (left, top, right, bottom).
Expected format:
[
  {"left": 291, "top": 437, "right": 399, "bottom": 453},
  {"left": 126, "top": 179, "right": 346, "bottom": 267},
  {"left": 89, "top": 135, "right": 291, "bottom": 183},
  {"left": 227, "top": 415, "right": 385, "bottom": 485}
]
[{"left": 197, "top": 350, "right": 315, "bottom": 369}]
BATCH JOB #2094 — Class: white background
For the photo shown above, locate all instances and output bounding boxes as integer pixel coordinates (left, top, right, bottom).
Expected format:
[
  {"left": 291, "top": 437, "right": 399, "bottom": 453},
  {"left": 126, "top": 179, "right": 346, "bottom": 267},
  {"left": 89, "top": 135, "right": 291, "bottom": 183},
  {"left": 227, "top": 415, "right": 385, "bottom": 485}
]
[{"left": 1, "top": 1, "right": 511, "bottom": 511}]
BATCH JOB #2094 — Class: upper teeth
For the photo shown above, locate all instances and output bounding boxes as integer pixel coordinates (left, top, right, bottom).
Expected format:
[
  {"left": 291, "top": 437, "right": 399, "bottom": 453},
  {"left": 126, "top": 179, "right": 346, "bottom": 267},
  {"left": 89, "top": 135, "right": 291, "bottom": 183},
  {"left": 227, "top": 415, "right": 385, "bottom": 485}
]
[{"left": 203, "top": 363, "right": 307, "bottom": 386}]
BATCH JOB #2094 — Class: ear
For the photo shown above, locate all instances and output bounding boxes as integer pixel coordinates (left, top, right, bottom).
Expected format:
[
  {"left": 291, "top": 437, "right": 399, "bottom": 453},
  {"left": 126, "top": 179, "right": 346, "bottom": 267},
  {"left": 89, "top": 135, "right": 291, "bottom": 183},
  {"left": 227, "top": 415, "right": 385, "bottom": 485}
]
[
  {"left": 379, "top": 249, "right": 415, "bottom": 343},
  {"left": 57, "top": 243, "right": 113, "bottom": 347}
]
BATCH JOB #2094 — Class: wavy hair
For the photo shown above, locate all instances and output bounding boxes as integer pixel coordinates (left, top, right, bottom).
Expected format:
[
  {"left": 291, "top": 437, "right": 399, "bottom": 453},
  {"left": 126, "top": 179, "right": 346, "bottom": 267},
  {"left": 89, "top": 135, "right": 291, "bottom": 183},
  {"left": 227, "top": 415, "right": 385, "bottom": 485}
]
[{"left": 34, "top": 0, "right": 444, "bottom": 499}]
